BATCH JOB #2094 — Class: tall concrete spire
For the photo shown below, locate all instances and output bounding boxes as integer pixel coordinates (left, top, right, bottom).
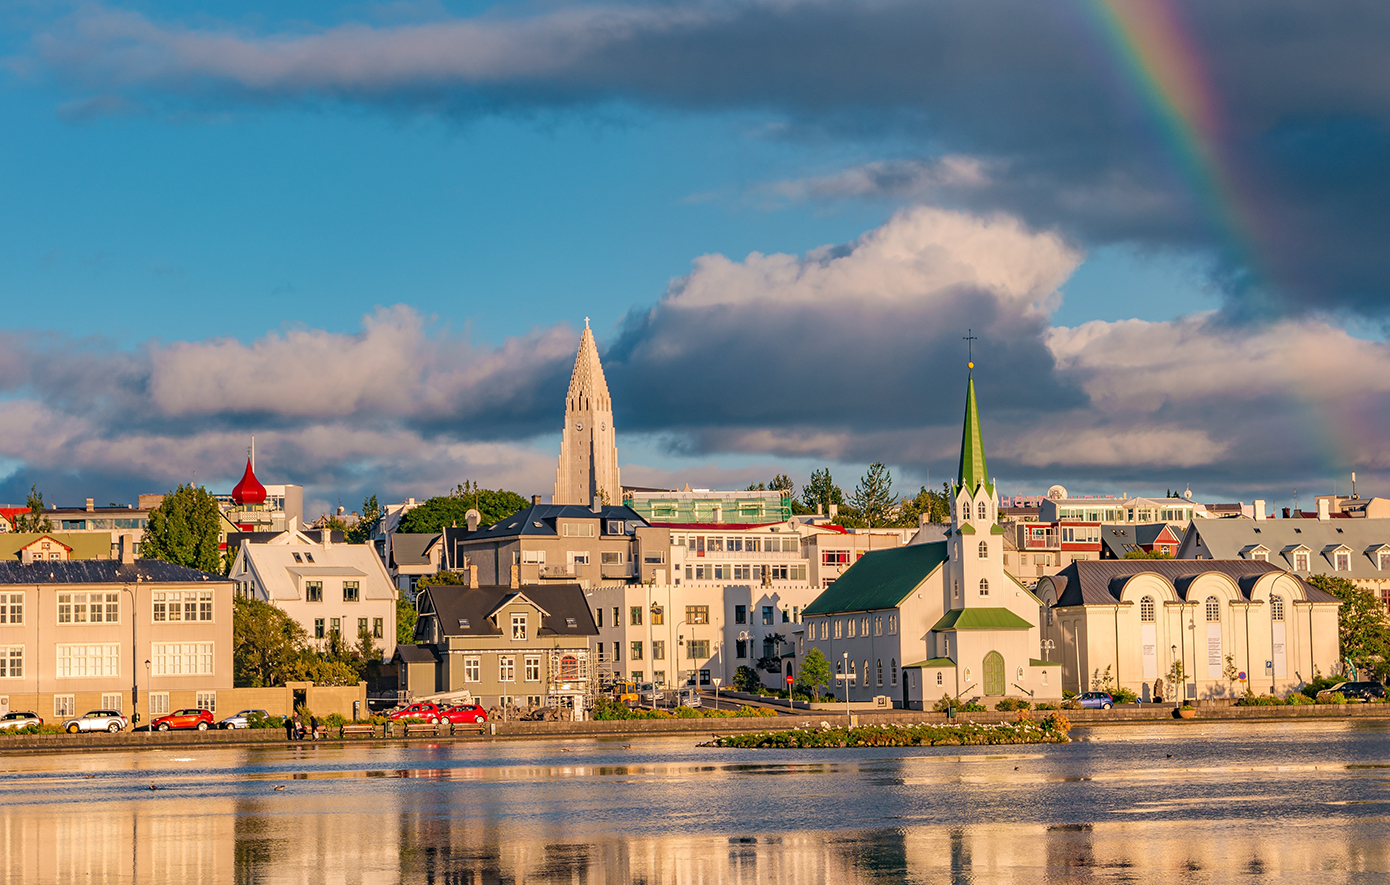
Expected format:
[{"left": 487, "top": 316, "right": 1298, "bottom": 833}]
[{"left": 554, "top": 318, "right": 622, "bottom": 506}]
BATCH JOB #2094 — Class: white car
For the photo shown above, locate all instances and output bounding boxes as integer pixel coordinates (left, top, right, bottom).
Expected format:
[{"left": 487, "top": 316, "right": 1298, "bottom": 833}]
[
  {"left": 0, "top": 712, "right": 42, "bottom": 730},
  {"left": 218, "top": 709, "right": 270, "bottom": 729},
  {"left": 636, "top": 683, "right": 664, "bottom": 704},
  {"left": 62, "top": 710, "right": 128, "bottom": 734},
  {"left": 676, "top": 689, "right": 703, "bottom": 709}
]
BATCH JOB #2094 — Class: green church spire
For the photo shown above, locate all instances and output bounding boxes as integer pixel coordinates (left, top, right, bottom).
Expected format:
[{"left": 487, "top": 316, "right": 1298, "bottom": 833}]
[{"left": 956, "top": 373, "right": 992, "bottom": 496}]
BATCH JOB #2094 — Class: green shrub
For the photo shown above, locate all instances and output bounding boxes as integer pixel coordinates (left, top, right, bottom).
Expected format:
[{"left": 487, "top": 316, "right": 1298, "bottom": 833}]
[
  {"left": 1235, "top": 694, "right": 1285, "bottom": 706},
  {"left": 1061, "top": 690, "right": 1077, "bottom": 700},
  {"left": 1300, "top": 676, "right": 1344, "bottom": 700},
  {"left": 1315, "top": 691, "right": 1347, "bottom": 705},
  {"left": 1112, "top": 688, "right": 1139, "bottom": 705},
  {"left": 5, "top": 723, "right": 64, "bottom": 735},
  {"left": 994, "top": 698, "right": 1031, "bottom": 712},
  {"left": 324, "top": 713, "right": 348, "bottom": 727},
  {"left": 1060, "top": 699, "right": 1081, "bottom": 710},
  {"left": 1285, "top": 692, "right": 1314, "bottom": 705},
  {"left": 1033, "top": 702, "right": 1058, "bottom": 711},
  {"left": 960, "top": 702, "right": 987, "bottom": 713}
]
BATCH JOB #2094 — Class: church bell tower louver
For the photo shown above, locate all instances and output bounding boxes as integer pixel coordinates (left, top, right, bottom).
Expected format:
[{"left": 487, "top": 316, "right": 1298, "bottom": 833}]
[{"left": 553, "top": 318, "right": 622, "bottom": 506}]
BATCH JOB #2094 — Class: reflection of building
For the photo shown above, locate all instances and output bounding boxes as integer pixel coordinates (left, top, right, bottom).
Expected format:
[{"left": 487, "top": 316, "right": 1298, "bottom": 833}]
[
  {"left": 1036, "top": 559, "right": 1341, "bottom": 699},
  {"left": 804, "top": 372, "right": 1059, "bottom": 707},
  {"left": 553, "top": 319, "right": 621, "bottom": 507},
  {"left": 0, "top": 541, "right": 233, "bottom": 724},
  {"left": 229, "top": 528, "right": 398, "bottom": 659},
  {"left": 400, "top": 582, "right": 597, "bottom": 709}
]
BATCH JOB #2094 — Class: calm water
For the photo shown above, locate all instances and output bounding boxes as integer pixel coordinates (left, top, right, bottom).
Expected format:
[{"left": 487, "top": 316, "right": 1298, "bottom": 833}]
[{"left": 0, "top": 719, "right": 1387, "bottom": 884}]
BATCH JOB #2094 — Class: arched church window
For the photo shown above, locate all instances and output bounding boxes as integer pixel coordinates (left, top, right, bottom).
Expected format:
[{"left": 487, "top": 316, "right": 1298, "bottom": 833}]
[
  {"left": 1205, "top": 596, "right": 1221, "bottom": 622},
  {"left": 976, "top": 501, "right": 987, "bottom": 521},
  {"left": 978, "top": 541, "right": 988, "bottom": 559},
  {"left": 979, "top": 578, "right": 990, "bottom": 597},
  {"left": 1271, "top": 596, "right": 1285, "bottom": 621},
  {"left": 1140, "top": 596, "right": 1155, "bottom": 622}
]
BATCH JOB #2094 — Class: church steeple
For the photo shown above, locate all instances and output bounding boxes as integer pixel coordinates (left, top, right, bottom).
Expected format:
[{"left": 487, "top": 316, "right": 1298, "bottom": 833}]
[
  {"left": 956, "top": 372, "right": 992, "bottom": 497},
  {"left": 554, "top": 318, "right": 622, "bottom": 506}
]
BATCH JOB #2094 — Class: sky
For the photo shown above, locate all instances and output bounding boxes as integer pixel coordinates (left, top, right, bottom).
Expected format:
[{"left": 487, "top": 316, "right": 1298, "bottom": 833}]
[{"left": 4, "top": 0, "right": 1390, "bottom": 518}]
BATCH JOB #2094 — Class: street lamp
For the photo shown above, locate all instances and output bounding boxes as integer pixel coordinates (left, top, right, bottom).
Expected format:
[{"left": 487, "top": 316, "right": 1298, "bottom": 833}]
[
  {"left": 144, "top": 659, "right": 151, "bottom": 734},
  {"left": 837, "top": 651, "right": 856, "bottom": 724}
]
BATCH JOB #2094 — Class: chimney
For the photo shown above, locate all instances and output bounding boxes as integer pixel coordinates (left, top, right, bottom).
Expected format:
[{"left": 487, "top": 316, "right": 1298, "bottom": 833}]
[
  {"left": 1317, "top": 498, "right": 1331, "bottom": 521},
  {"left": 828, "top": 503, "right": 839, "bottom": 520},
  {"left": 119, "top": 534, "right": 135, "bottom": 564},
  {"left": 20, "top": 548, "right": 34, "bottom": 566},
  {"left": 1253, "top": 499, "right": 1265, "bottom": 521},
  {"left": 466, "top": 509, "right": 480, "bottom": 533},
  {"left": 86, "top": 498, "right": 95, "bottom": 513},
  {"left": 509, "top": 564, "right": 520, "bottom": 589},
  {"left": 532, "top": 495, "right": 542, "bottom": 506},
  {"left": 322, "top": 529, "right": 332, "bottom": 549},
  {"left": 591, "top": 496, "right": 602, "bottom": 514},
  {"left": 468, "top": 564, "right": 478, "bottom": 589}
]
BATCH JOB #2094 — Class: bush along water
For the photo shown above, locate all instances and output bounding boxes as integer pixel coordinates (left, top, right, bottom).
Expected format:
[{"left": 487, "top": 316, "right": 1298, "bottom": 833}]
[{"left": 703, "top": 713, "right": 1071, "bottom": 748}]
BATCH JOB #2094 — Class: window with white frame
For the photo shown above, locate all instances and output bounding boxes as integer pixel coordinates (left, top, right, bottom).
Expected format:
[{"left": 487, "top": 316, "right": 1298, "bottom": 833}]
[
  {"left": 525, "top": 655, "right": 541, "bottom": 682},
  {"left": 343, "top": 581, "right": 360, "bottom": 603},
  {"left": 56, "top": 644, "right": 120, "bottom": 678},
  {"left": 149, "top": 692, "right": 170, "bottom": 716},
  {"left": 521, "top": 550, "right": 546, "bottom": 564},
  {"left": 1335, "top": 551, "right": 1351, "bottom": 571},
  {"left": 196, "top": 692, "right": 216, "bottom": 713},
  {"left": 979, "top": 578, "right": 990, "bottom": 597},
  {"left": 1294, "top": 551, "right": 1309, "bottom": 571},
  {"left": 57, "top": 592, "right": 120, "bottom": 624},
  {"left": 888, "top": 615, "right": 897, "bottom": 634},
  {"left": 936, "top": 671, "right": 942, "bottom": 686},
  {"left": 891, "top": 659, "right": 898, "bottom": 686},
  {"left": 1378, "top": 550, "right": 1390, "bottom": 571},
  {"left": 846, "top": 619, "right": 855, "bottom": 638},
  {"left": 464, "top": 657, "right": 481, "bottom": 682},
  {"left": 54, "top": 695, "right": 75, "bottom": 718},
  {"left": 101, "top": 693, "right": 123, "bottom": 713},
  {"left": 1252, "top": 549, "right": 1268, "bottom": 562},
  {"left": 0, "top": 646, "right": 23, "bottom": 678},
  {"left": 499, "top": 656, "right": 516, "bottom": 682},
  {"left": 1140, "top": 596, "right": 1155, "bottom": 622},
  {"left": 149, "top": 643, "right": 214, "bottom": 676},
  {"left": 1205, "top": 596, "right": 1221, "bottom": 622},
  {"left": 152, "top": 591, "right": 213, "bottom": 622},
  {"left": 512, "top": 613, "right": 528, "bottom": 640},
  {"left": 0, "top": 592, "right": 24, "bottom": 625},
  {"left": 820, "top": 620, "right": 828, "bottom": 640},
  {"left": 875, "top": 616, "right": 883, "bottom": 636},
  {"left": 876, "top": 659, "right": 883, "bottom": 686}
]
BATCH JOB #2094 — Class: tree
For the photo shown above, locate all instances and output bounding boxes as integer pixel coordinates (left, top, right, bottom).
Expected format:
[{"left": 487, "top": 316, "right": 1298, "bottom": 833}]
[
  {"left": 896, "top": 483, "right": 951, "bottom": 526},
  {"left": 397, "top": 483, "right": 529, "bottom": 534},
  {"left": 796, "top": 647, "right": 831, "bottom": 699},
  {"left": 141, "top": 484, "right": 222, "bottom": 573},
  {"left": 318, "top": 514, "right": 350, "bottom": 534},
  {"left": 12, "top": 485, "right": 54, "bottom": 533},
  {"left": 1307, "top": 574, "right": 1390, "bottom": 681},
  {"left": 233, "top": 596, "right": 310, "bottom": 687},
  {"left": 744, "top": 481, "right": 766, "bottom": 491},
  {"left": 768, "top": 474, "right": 795, "bottom": 496},
  {"left": 849, "top": 462, "right": 896, "bottom": 528},
  {"left": 345, "top": 494, "right": 381, "bottom": 544},
  {"left": 1124, "top": 550, "right": 1175, "bottom": 559},
  {"left": 733, "top": 665, "right": 761, "bottom": 693},
  {"left": 801, "top": 468, "right": 844, "bottom": 514}
]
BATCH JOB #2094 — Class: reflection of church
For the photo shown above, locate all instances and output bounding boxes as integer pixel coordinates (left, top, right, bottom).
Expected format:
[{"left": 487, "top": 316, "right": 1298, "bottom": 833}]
[{"left": 803, "top": 368, "right": 1060, "bottom": 707}]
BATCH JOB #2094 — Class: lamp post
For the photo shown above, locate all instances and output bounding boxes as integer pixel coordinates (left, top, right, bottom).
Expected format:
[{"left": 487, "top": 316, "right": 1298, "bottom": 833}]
[
  {"left": 144, "top": 659, "right": 151, "bottom": 734},
  {"left": 122, "top": 587, "right": 137, "bottom": 726},
  {"left": 840, "top": 651, "right": 856, "bottom": 724},
  {"left": 1170, "top": 644, "right": 1178, "bottom": 708}
]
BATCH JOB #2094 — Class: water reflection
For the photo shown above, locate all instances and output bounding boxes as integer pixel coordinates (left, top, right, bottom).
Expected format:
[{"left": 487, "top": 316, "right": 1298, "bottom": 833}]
[{"left": 0, "top": 720, "right": 1386, "bottom": 883}]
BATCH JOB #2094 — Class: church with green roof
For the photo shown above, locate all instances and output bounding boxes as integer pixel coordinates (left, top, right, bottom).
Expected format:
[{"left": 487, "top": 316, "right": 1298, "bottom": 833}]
[{"left": 800, "top": 371, "right": 1060, "bottom": 708}]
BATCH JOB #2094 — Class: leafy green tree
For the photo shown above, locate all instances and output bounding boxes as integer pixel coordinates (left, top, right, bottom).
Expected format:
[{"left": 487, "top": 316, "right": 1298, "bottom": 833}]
[
  {"left": 796, "top": 647, "right": 831, "bottom": 699},
  {"left": 397, "top": 483, "right": 528, "bottom": 534},
  {"left": 141, "top": 484, "right": 222, "bottom": 573},
  {"left": 233, "top": 596, "right": 310, "bottom": 687},
  {"left": 318, "top": 514, "right": 350, "bottom": 534},
  {"left": 769, "top": 473, "right": 795, "bottom": 496},
  {"left": 849, "top": 462, "right": 896, "bottom": 527},
  {"left": 1307, "top": 574, "right": 1390, "bottom": 681},
  {"left": 418, "top": 569, "right": 468, "bottom": 587},
  {"left": 896, "top": 483, "right": 951, "bottom": 526},
  {"left": 1124, "top": 550, "right": 1175, "bottom": 559},
  {"left": 11, "top": 485, "right": 54, "bottom": 533},
  {"left": 744, "top": 481, "right": 766, "bottom": 491},
  {"left": 801, "top": 468, "right": 844, "bottom": 514},
  {"left": 345, "top": 494, "right": 381, "bottom": 544},
  {"left": 733, "top": 665, "right": 761, "bottom": 693}
]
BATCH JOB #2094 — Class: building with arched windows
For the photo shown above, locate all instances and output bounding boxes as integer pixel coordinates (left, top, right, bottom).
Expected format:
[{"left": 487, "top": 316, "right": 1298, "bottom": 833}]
[
  {"left": 800, "top": 371, "right": 1060, "bottom": 707},
  {"left": 1035, "top": 560, "right": 1341, "bottom": 700}
]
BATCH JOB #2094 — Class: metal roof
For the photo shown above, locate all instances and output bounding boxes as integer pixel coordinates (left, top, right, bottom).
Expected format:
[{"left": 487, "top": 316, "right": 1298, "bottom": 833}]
[
  {"left": 0, "top": 559, "right": 228, "bottom": 585},
  {"left": 1046, "top": 559, "right": 1337, "bottom": 606},
  {"left": 802, "top": 542, "right": 948, "bottom": 615},
  {"left": 1181, "top": 518, "right": 1390, "bottom": 582},
  {"left": 930, "top": 607, "right": 1033, "bottom": 631}
]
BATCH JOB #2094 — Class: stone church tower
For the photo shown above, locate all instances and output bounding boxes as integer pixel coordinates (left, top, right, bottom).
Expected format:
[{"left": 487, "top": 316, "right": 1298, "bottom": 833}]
[{"left": 553, "top": 319, "right": 622, "bottom": 506}]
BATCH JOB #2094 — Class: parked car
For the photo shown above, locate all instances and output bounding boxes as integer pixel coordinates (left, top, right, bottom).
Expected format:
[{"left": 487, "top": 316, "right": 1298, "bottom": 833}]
[
  {"left": 1317, "top": 681, "right": 1387, "bottom": 702},
  {"left": 609, "top": 681, "right": 640, "bottom": 705},
  {"left": 1077, "top": 692, "right": 1114, "bottom": 710},
  {"left": 675, "top": 688, "right": 703, "bottom": 709},
  {"left": 0, "top": 711, "right": 42, "bottom": 731},
  {"left": 440, "top": 704, "right": 489, "bottom": 724},
  {"left": 218, "top": 709, "right": 271, "bottom": 729},
  {"left": 152, "top": 708, "right": 216, "bottom": 731},
  {"left": 388, "top": 702, "right": 444, "bottom": 723},
  {"left": 636, "top": 683, "right": 664, "bottom": 705},
  {"left": 62, "top": 710, "right": 128, "bottom": 734}
]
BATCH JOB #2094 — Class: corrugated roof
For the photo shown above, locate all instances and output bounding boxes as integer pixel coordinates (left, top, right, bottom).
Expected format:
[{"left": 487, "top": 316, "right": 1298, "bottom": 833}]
[
  {"left": 931, "top": 607, "right": 1033, "bottom": 631},
  {"left": 1099, "top": 523, "right": 1185, "bottom": 558},
  {"left": 1182, "top": 518, "right": 1390, "bottom": 582},
  {"left": 0, "top": 532, "right": 112, "bottom": 561},
  {"left": 390, "top": 533, "right": 440, "bottom": 567},
  {"left": 1048, "top": 559, "right": 1337, "bottom": 606},
  {"left": 393, "top": 645, "right": 440, "bottom": 664},
  {"left": 904, "top": 657, "right": 956, "bottom": 668},
  {"left": 802, "top": 542, "right": 947, "bottom": 615},
  {"left": 0, "top": 559, "right": 228, "bottom": 585},
  {"left": 417, "top": 583, "right": 598, "bottom": 639}
]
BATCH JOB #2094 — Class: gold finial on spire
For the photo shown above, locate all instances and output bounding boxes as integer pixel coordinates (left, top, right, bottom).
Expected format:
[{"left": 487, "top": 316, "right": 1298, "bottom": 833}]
[{"left": 963, "top": 329, "right": 977, "bottom": 370}]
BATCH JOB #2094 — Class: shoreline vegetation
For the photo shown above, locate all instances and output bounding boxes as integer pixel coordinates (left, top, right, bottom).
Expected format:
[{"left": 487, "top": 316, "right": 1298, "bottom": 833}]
[{"left": 701, "top": 713, "right": 1072, "bottom": 749}]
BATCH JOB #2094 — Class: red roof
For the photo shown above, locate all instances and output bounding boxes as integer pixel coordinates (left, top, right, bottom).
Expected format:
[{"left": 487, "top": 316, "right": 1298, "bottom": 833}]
[
  {"left": 0, "top": 507, "right": 28, "bottom": 528},
  {"left": 231, "top": 459, "right": 266, "bottom": 505},
  {"left": 648, "top": 522, "right": 783, "bottom": 531}
]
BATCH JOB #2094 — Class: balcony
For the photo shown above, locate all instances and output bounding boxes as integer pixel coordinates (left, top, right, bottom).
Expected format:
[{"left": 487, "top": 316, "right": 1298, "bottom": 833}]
[
  {"left": 538, "top": 564, "right": 578, "bottom": 579},
  {"left": 601, "top": 563, "right": 636, "bottom": 579},
  {"left": 1024, "top": 533, "right": 1058, "bottom": 549}
]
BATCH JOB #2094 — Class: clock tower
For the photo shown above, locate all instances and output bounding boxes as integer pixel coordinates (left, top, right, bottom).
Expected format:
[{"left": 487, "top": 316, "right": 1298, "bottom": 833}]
[{"left": 553, "top": 318, "right": 622, "bottom": 506}]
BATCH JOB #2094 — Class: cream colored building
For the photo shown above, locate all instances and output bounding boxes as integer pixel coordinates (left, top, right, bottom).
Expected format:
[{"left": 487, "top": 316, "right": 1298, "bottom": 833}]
[
  {"left": 553, "top": 319, "right": 621, "bottom": 506},
  {"left": 0, "top": 544, "right": 233, "bottom": 723},
  {"left": 229, "top": 528, "right": 398, "bottom": 660},
  {"left": 1035, "top": 560, "right": 1341, "bottom": 699}
]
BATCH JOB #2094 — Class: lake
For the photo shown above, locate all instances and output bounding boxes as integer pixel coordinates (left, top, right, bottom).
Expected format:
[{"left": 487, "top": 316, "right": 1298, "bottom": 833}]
[{"left": 0, "top": 718, "right": 1387, "bottom": 883}]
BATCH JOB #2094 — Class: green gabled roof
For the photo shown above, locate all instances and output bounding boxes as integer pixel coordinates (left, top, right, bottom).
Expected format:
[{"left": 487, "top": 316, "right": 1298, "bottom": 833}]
[
  {"left": 904, "top": 658, "right": 956, "bottom": 669},
  {"left": 931, "top": 607, "right": 1033, "bottom": 631},
  {"left": 955, "top": 374, "right": 993, "bottom": 496},
  {"left": 1030, "top": 659, "right": 1061, "bottom": 667},
  {"left": 990, "top": 523, "right": 1006, "bottom": 535},
  {"left": 956, "top": 523, "right": 976, "bottom": 535},
  {"left": 802, "top": 542, "right": 948, "bottom": 615}
]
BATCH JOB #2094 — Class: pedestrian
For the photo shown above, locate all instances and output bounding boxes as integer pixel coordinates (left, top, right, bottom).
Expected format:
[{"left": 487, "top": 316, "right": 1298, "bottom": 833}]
[
  {"left": 294, "top": 714, "right": 305, "bottom": 741},
  {"left": 309, "top": 714, "right": 319, "bottom": 741},
  {"left": 284, "top": 714, "right": 296, "bottom": 742}
]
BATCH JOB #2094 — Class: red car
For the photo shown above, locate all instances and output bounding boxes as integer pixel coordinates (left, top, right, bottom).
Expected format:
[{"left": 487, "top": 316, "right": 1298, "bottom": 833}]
[
  {"left": 388, "top": 702, "right": 444, "bottom": 724},
  {"left": 152, "top": 708, "right": 215, "bottom": 731},
  {"left": 440, "top": 704, "right": 488, "bottom": 725}
]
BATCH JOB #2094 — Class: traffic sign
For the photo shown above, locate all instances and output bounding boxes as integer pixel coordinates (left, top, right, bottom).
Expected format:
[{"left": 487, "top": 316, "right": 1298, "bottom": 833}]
[{"left": 1238, "top": 671, "right": 1246, "bottom": 681}]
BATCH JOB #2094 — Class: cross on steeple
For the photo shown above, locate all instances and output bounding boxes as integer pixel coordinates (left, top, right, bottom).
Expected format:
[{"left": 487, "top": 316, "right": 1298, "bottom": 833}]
[{"left": 963, "top": 329, "right": 977, "bottom": 369}]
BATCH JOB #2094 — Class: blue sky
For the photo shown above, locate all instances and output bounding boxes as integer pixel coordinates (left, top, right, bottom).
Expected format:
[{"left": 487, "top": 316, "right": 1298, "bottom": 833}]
[{"left": 3, "top": 1, "right": 1390, "bottom": 516}]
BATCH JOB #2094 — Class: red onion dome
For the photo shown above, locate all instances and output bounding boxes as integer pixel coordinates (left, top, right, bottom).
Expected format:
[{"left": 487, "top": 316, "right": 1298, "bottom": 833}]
[{"left": 231, "top": 459, "right": 267, "bottom": 505}]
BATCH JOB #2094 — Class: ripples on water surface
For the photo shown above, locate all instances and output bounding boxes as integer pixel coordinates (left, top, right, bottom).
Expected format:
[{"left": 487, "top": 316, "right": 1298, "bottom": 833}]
[{"left": 0, "top": 719, "right": 1387, "bottom": 883}]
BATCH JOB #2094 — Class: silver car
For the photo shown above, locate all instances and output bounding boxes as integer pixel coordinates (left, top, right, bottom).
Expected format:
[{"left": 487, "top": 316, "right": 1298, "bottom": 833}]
[
  {"left": 62, "top": 710, "right": 128, "bottom": 734},
  {"left": 218, "top": 709, "right": 270, "bottom": 729},
  {"left": 676, "top": 689, "right": 703, "bottom": 709},
  {"left": 637, "top": 682, "right": 664, "bottom": 704},
  {"left": 0, "top": 711, "right": 42, "bottom": 730}
]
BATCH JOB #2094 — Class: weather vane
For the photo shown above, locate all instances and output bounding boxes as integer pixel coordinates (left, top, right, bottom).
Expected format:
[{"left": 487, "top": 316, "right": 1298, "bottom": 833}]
[{"left": 963, "top": 329, "right": 977, "bottom": 369}]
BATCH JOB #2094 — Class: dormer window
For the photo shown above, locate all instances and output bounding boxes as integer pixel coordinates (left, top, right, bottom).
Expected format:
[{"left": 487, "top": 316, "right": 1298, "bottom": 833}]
[
  {"left": 512, "top": 613, "right": 528, "bottom": 640},
  {"left": 1293, "top": 551, "right": 1309, "bottom": 571},
  {"left": 292, "top": 552, "right": 303, "bottom": 563},
  {"left": 459, "top": 618, "right": 470, "bottom": 629},
  {"left": 1253, "top": 550, "right": 1267, "bottom": 562},
  {"left": 304, "top": 552, "right": 315, "bottom": 563},
  {"left": 1379, "top": 551, "right": 1390, "bottom": 571},
  {"left": 1335, "top": 551, "right": 1351, "bottom": 571}
]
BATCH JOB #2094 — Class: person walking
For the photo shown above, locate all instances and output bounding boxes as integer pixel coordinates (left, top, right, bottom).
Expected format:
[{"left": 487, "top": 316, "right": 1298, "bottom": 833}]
[
  {"left": 309, "top": 714, "right": 319, "bottom": 741},
  {"left": 284, "top": 713, "right": 296, "bottom": 742}
]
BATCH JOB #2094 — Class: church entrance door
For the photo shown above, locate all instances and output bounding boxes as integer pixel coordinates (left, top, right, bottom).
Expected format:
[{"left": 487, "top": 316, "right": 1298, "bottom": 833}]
[{"left": 983, "top": 651, "right": 1005, "bottom": 696}]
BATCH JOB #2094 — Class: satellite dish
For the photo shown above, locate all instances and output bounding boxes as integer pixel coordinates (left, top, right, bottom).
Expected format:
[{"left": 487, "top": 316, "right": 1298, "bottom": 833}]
[
  {"left": 1183, "top": 486, "right": 1193, "bottom": 500},
  {"left": 1047, "top": 485, "right": 1067, "bottom": 500}
]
